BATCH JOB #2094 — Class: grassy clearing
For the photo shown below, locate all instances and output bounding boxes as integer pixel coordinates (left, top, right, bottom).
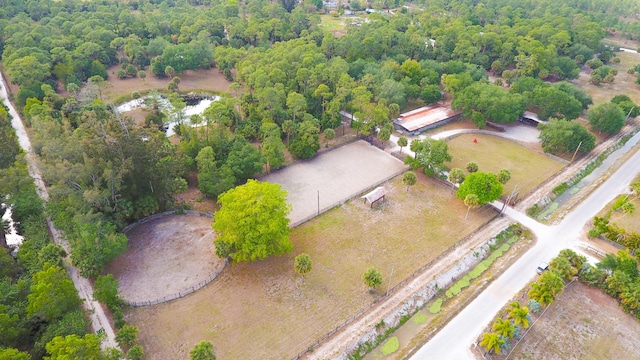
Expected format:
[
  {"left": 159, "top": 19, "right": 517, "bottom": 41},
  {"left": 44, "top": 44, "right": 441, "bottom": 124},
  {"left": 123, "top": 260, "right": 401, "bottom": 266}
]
[
  {"left": 319, "top": 14, "right": 347, "bottom": 32},
  {"left": 506, "top": 282, "right": 640, "bottom": 360},
  {"left": 573, "top": 50, "right": 640, "bottom": 105},
  {"left": 126, "top": 173, "right": 495, "bottom": 360},
  {"left": 610, "top": 197, "right": 640, "bottom": 233},
  {"left": 103, "top": 67, "right": 232, "bottom": 103},
  {"left": 446, "top": 133, "right": 565, "bottom": 198}
]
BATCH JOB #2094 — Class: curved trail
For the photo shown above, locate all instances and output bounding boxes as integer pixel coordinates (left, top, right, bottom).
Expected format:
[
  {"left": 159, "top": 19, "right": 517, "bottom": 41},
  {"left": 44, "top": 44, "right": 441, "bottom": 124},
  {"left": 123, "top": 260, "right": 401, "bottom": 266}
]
[{"left": 0, "top": 73, "right": 119, "bottom": 350}]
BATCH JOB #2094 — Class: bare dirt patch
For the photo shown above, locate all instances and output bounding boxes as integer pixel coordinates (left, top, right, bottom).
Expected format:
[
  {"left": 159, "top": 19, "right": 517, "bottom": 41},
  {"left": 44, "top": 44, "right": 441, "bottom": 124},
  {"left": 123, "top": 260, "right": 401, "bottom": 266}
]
[
  {"left": 506, "top": 282, "right": 640, "bottom": 360},
  {"left": 107, "top": 213, "right": 223, "bottom": 303}
]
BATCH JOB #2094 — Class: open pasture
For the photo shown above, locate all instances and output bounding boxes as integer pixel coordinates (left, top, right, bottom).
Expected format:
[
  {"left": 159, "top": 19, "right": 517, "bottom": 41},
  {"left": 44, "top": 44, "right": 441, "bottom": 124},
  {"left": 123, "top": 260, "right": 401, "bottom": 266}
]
[
  {"left": 446, "top": 133, "right": 566, "bottom": 198},
  {"left": 104, "top": 67, "right": 232, "bottom": 102},
  {"left": 573, "top": 50, "right": 640, "bottom": 105},
  {"left": 125, "top": 172, "right": 496, "bottom": 359}
]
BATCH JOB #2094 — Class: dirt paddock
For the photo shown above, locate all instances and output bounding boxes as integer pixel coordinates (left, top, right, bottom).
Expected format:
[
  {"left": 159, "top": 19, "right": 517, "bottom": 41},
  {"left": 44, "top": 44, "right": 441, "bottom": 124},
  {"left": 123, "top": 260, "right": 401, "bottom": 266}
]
[
  {"left": 107, "top": 213, "right": 223, "bottom": 303},
  {"left": 262, "top": 140, "right": 408, "bottom": 226}
]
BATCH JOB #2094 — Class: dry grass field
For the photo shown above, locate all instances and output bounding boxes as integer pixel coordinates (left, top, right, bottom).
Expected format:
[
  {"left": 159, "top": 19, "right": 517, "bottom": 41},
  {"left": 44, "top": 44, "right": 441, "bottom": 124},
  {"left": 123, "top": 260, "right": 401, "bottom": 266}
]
[
  {"left": 572, "top": 50, "right": 640, "bottom": 105},
  {"left": 125, "top": 173, "right": 497, "bottom": 359},
  {"left": 103, "top": 66, "right": 232, "bottom": 103},
  {"left": 446, "top": 133, "right": 565, "bottom": 198},
  {"left": 507, "top": 282, "right": 640, "bottom": 360}
]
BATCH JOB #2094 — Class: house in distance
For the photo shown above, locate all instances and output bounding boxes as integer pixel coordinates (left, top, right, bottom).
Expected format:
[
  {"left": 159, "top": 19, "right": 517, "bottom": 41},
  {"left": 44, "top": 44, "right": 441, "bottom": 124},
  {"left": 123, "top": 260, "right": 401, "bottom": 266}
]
[{"left": 393, "top": 105, "right": 461, "bottom": 136}]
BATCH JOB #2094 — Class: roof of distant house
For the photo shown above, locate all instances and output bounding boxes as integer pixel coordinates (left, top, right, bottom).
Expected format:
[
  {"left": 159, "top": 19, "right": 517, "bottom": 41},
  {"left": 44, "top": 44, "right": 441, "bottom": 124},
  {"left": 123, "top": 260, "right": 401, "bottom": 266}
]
[
  {"left": 522, "top": 111, "right": 542, "bottom": 122},
  {"left": 395, "top": 105, "right": 460, "bottom": 132}
]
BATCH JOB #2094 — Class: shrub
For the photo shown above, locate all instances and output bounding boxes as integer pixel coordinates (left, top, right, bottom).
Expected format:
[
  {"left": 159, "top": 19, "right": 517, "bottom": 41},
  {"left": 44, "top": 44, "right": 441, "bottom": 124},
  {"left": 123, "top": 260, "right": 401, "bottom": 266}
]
[{"left": 380, "top": 337, "right": 399, "bottom": 355}]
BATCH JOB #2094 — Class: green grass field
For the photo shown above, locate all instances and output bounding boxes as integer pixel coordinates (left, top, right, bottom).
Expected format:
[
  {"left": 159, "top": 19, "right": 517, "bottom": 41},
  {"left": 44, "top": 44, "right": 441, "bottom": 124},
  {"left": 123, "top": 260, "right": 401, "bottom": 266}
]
[{"left": 446, "top": 133, "right": 566, "bottom": 198}]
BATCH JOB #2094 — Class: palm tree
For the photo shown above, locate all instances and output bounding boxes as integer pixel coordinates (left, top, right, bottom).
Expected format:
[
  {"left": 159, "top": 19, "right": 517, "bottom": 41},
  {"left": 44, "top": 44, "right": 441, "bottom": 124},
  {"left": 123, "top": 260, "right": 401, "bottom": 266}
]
[
  {"left": 402, "top": 171, "right": 417, "bottom": 192},
  {"left": 549, "top": 256, "right": 575, "bottom": 281},
  {"left": 507, "top": 301, "right": 530, "bottom": 329},
  {"left": 539, "top": 271, "right": 565, "bottom": 296},
  {"left": 480, "top": 332, "right": 504, "bottom": 354},
  {"left": 528, "top": 282, "right": 555, "bottom": 306},
  {"left": 397, "top": 136, "right": 408, "bottom": 154},
  {"left": 492, "top": 318, "right": 515, "bottom": 339},
  {"left": 464, "top": 193, "right": 479, "bottom": 220},
  {"left": 294, "top": 253, "right": 313, "bottom": 279},
  {"left": 449, "top": 168, "right": 465, "bottom": 194},
  {"left": 497, "top": 169, "right": 511, "bottom": 184},
  {"left": 559, "top": 249, "right": 585, "bottom": 269},
  {"left": 363, "top": 268, "right": 383, "bottom": 293}
]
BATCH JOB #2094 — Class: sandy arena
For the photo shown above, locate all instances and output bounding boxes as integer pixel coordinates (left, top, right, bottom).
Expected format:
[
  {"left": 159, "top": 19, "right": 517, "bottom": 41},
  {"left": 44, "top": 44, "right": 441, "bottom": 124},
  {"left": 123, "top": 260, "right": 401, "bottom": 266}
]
[
  {"left": 107, "top": 213, "right": 224, "bottom": 304},
  {"left": 262, "top": 140, "right": 408, "bottom": 226}
]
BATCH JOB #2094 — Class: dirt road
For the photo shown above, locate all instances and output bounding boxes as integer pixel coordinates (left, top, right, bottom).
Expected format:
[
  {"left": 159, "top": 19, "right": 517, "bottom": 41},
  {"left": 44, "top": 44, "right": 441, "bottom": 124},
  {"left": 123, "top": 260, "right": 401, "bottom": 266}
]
[{"left": 0, "top": 74, "right": 119, "bottom": 350}]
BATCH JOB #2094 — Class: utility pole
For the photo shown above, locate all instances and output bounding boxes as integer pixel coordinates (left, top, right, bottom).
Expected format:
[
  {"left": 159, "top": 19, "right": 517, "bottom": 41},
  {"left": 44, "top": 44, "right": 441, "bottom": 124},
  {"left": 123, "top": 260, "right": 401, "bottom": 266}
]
[
  {"left": 386, "top": 264, "right": 396, "bottom": 296},
  {"left": 317, "top": 190, "right": 320, "bottom": 215},
  {"left": 626, "top": 106, "right": 636, "bottom": 121},
  {"left": 570, "top": 141, "right": 583, "bottom": 163},
  {"left": 500, "top": 184, "right": 519, "bottom": 216}
]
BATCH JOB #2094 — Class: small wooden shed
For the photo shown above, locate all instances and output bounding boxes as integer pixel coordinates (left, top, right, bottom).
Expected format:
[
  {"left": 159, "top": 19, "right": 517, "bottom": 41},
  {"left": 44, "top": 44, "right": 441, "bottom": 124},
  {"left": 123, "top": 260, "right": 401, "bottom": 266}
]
[{"left": 362, "top": 186, "right": 387, "bottom": 208}]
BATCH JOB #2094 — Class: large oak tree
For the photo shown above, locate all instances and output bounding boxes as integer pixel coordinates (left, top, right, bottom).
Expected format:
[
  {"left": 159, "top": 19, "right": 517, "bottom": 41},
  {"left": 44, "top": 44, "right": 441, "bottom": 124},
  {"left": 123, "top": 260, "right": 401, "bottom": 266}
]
[
  {"left": 538, "top": 119, "right": 595, "bottom": 154},
  {"left": 456, "top": 172, "right": 503, "bottom": 205},
  {"left": 213, "top": 180, "right": 292, "bottom": 263},
  {"left": 588, "top": 102, "right": 626, "bottom": 134}
]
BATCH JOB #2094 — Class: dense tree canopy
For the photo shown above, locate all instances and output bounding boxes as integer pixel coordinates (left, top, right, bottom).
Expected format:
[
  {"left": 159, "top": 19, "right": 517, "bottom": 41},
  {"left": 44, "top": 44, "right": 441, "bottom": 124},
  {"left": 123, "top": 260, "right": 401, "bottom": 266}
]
[
  {"left": 213, "top": 180, "right": 292, "bottom": 263},
  {"left": 452, "top": 82, "right": 525, "bottom": 128},
  {"left": 588, "top": 102, "right": 626, "bottom": 134},
  {"left": 27, "top": 264, "right": 81, "bottom": 323},
  {"left": 510, "top": 77, "right": 583, "bottom": 120},
  {"left": 407, "top": 138, "right": 452, "bottom": 178},
  {"left": 538, "top": 119, "right": 596, "bottom": 154},
  {"left": 45, "top": 334, "right": 103, "bottom": 360}
]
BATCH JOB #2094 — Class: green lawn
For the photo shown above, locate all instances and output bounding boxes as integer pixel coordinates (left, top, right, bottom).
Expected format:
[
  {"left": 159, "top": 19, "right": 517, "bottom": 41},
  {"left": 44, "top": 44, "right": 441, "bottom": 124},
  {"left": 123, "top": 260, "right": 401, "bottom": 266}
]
[{"left": 447, "top": 133, "right": 565, "bottom": 198}]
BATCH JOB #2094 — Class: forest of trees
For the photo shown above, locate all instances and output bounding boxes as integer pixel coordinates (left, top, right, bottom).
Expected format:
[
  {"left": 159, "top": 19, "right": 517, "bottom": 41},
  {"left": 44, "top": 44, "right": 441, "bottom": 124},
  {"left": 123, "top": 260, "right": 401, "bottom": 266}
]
[{"left": 2, "top": 0, "right": 640, "bottom": 358}]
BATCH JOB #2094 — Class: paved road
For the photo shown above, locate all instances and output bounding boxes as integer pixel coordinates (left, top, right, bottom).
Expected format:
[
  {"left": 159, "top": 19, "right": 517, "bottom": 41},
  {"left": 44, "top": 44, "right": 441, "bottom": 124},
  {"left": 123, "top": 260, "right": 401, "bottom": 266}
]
[
  {"left": 0, "top": 74, "right": 119, "bottom": 350},
  {"left": 410, "top": 137, "right": 640, "bottom": 358}
]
